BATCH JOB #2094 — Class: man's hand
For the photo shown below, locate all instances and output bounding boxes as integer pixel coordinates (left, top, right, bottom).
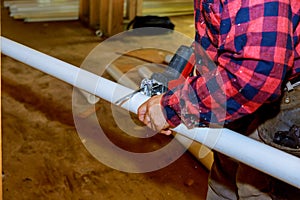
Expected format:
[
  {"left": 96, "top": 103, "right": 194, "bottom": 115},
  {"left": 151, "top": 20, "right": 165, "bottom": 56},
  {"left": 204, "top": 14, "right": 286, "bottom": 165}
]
[{"left": 137, "top": 94, "right": 172, "bottom": 135}]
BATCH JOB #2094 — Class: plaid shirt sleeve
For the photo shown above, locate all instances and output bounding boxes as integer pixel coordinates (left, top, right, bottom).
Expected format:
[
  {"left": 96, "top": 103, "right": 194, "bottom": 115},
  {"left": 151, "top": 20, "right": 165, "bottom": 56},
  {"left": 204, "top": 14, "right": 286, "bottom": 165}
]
[{"left": 161, "top": 0, "right": 300, "bottom": 128}]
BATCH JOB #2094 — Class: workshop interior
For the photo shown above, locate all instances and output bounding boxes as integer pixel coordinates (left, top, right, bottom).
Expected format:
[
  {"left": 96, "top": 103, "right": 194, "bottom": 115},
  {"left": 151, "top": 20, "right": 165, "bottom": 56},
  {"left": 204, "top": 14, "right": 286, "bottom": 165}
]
[{"left": 1, "top": 0, "right": 300, "bottom": 200}]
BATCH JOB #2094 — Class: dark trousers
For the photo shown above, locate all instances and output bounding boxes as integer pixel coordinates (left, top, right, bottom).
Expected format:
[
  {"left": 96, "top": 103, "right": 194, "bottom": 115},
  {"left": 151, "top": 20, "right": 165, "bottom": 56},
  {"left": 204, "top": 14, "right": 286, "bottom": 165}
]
[{"left": 206, "top": 87, "right": 300, "bottom": 199}]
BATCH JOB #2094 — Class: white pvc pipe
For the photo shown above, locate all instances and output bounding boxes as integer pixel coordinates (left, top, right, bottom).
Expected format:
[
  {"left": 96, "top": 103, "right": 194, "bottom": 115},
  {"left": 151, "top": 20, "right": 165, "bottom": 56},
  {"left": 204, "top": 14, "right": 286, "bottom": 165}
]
[
  {"left": 138, "top": 66, "right": 154, "bottom": 79},
  {"left": 1, "top": 36, "right": 300, "bottom": 189},
  {"left": 106, "top": 64, "right": 139, "bottom": 90},
  {"left": 78, "top": 89, "right": 100, "bottom": 104}
]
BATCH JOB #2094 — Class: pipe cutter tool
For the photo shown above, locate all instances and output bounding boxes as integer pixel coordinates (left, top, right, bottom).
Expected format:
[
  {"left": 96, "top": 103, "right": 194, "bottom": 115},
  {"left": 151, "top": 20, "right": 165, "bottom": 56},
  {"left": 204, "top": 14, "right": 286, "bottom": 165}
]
[{"left": 116, "top": 45, "right": 195, "bottom": 105}]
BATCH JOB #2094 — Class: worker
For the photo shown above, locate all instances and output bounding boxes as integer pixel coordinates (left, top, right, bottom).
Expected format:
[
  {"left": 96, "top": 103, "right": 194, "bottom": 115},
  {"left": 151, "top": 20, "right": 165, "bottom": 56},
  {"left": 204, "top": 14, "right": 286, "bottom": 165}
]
[{"left": 138, "top": 0, "right": 300, "bottom": 199}]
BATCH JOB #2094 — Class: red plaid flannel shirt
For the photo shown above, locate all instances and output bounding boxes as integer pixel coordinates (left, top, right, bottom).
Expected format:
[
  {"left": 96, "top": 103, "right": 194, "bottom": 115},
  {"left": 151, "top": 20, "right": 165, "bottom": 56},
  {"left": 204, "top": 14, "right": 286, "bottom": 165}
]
[{"left": 161, "top": 0, "right": 300, "bottom": 128}]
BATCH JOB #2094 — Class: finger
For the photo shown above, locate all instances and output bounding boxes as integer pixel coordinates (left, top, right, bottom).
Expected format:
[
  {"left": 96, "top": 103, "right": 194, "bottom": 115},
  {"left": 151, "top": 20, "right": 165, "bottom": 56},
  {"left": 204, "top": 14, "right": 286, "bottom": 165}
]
[
  {"left": 149, "top": 119, "right": 156, "bottom": 131},
  {"left": 137, "top": 103, "right": 147, "bottom": 121},
  {"left": 160, "top": 129, "right": 172, "bottom": 135},
  {"left": 143, "top": 112, "right": 160, "bottom": 132},
  {"left": 152, "top": 120, "right": 165, "bottom": 132},
  {"left": 148, "top": 104, "right": 167, "bottom": 130},
  {"left": 143, "top": 114, "right": 150, "bottom": 124}
]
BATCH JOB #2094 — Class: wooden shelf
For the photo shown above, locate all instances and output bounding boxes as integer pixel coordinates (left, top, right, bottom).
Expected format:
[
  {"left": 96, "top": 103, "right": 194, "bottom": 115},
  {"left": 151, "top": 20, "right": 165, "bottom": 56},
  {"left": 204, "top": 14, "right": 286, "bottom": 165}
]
[{"left": 4, "top": 0, "right": 79, "bottom": 22}]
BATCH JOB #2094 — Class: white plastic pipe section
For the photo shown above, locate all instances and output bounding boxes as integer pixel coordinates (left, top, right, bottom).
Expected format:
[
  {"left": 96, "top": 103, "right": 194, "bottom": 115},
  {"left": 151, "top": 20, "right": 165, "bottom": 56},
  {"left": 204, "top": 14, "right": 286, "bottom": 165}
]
[
  {"left": 106, "top": 64, "right": 139, "bottom": 90},
  {"left": 1, "top": 36, "right": 300, "bottom": 189},
  {"left": 78, "top": 89, "right": 100, "bottom": 104}
]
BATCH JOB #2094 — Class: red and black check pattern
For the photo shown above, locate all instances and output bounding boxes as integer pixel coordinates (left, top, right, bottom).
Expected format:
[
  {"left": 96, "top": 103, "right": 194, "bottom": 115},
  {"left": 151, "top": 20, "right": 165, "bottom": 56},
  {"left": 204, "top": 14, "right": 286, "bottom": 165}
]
[{"left": 161, "top": 0, "right": 300, "bottom": 128}]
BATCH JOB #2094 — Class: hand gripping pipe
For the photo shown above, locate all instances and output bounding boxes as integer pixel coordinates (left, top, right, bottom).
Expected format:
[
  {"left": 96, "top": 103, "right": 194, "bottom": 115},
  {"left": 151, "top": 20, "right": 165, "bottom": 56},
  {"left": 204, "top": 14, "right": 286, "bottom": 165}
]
[{"left": 1, "top": 36, "right": 300, "bottom": 188}]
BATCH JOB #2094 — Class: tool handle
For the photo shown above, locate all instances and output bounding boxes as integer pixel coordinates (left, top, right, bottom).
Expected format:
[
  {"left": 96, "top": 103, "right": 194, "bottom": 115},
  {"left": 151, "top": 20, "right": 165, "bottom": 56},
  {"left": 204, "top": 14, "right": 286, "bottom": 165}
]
[
  {"left": 146, "top": 45, "right": 195, "bottom": 95},
  {"left": 166, "top": 45, "right": 195, "bottom": 89},
  {"left": 164, "top": 45, "right": 194, "bottom": 79}
]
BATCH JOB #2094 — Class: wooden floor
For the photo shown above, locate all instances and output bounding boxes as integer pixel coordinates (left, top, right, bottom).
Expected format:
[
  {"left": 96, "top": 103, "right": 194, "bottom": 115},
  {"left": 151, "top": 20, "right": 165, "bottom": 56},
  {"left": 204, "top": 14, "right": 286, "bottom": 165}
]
[{"left": 1, "top": 2, "right": 209, "bottom": 199}]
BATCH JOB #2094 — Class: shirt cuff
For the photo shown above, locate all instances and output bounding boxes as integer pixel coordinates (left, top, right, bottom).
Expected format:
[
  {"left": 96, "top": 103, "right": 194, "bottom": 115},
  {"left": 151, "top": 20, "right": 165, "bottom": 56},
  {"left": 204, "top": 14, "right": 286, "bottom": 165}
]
[{"left": 160, "top": 90, "right": 182, "bottom": 127}]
